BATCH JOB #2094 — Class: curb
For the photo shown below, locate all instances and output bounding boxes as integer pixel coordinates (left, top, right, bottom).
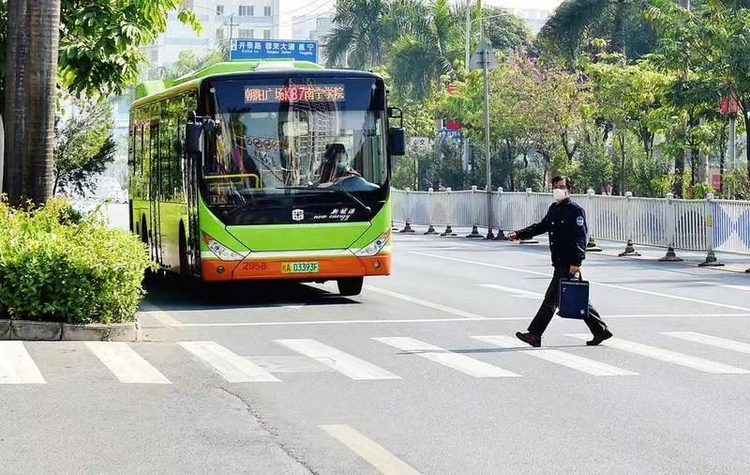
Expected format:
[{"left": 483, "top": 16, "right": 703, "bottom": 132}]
[{"left": 0, "top": 318, "right": 141, "bottom": 342}]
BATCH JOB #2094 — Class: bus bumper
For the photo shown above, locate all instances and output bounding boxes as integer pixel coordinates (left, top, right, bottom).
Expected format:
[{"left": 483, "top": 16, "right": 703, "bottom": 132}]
[{"left": 200, "top": 254, "right": 391, "bottom": 282}]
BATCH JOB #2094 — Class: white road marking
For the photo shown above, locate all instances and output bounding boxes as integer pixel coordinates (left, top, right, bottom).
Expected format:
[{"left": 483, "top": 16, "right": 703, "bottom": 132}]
[
  {"left": 320, "top": 424, "right": 421, "bottom": 475},
  {"left": 689, "top": 282, "right": 750, "bottom": 293},
  {"left": 472, "top": 335, "right": 638, "bottom": 376},
  {"left": 721, "top": 285, "right": 750, "bottom": 293},
  {"left": 411, "top": 252, "right": 543, "bottom": 276},
  {"left": 373, "top": 337, "right": 520, "bottom": 378},
  {"left": 364, "top": 285, "right": 485, "bottom": 319},
  {"left": 86, "top": 342, "right": 171, "bottom": 384},
  {"left": 0, "top": 342, "right": 45, "bottom": 384},
  {"left": 245, "top": 356, "right": 337, "bottom": 373},
  {"left": 179, "top": 341, "right": 280, "bottom": 382},
  {"left": 275, "top": 339, "right": 401, "bottom": 380},
  {"left": 480, "top": 284, "right": 543, "bottom": 299},
  {"left": 176, "top": 313, "right": 750, "bottom": 328},
  {"left": 661, "top": 332, "right": 750, "bottom": 354},
  {"left": 567, "top": 334, "right": 750, "bottom": 374},
  {"left": 412, "top": 252, "right": 750, "bottom": 313},
  {"left": 139, "top": 303, "right": 182, "bottom": 327}
]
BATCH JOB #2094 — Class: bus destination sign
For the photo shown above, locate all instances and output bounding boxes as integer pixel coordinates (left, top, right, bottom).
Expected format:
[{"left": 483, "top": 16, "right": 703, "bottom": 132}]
[{"left": 244, "top": 85, "right": 345, "bottom": 103}]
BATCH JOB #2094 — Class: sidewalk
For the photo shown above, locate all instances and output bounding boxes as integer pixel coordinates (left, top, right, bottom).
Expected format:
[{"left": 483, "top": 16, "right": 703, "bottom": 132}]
[{"left": 392, "top": 221, "right": 750, "bottom": 275}]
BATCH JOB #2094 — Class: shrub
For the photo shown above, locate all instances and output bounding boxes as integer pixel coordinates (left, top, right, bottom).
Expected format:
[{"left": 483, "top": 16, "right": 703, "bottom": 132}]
[{"left": 0, "top": 197, "right": 153, "bottom": 324}]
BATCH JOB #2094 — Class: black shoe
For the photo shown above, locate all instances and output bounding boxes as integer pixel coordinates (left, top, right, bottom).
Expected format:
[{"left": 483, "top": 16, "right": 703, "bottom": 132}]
[
  {"left": 516, "top": 331, "right": 541, "bottom": 348},
  {"left": 586, "top": 329, "right": 613, "bottom": 346}
]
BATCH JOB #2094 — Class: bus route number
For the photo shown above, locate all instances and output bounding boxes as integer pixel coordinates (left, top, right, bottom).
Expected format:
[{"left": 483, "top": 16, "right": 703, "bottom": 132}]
[{"left": 242, "top": 261, "right": 268, "bottom": 271}]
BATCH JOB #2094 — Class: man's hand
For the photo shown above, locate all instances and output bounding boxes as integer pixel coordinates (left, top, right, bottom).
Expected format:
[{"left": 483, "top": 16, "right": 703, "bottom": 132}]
[
  {"left": 569, "top": 265, "right": 580, "bottom": 276},
  {"left": 507, "top": 231, "right": 518, "bottom": 241}
]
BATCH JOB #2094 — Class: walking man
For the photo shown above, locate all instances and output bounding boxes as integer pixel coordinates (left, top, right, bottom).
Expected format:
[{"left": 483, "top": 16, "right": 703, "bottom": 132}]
[{"left": 507, "top": 176, "right": 613, "bottom": 347}]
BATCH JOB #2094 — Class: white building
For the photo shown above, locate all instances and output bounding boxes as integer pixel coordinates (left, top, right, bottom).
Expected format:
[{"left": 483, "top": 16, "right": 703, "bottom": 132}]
[
  {"left": 505, "top": 7, "right": 551, "bottom": 34},
  {"left": 290, "top": 10, "right": 334, "bottom": 65},
  {"left": 146, "top": 0, "right": 282, "bottom": 74}
]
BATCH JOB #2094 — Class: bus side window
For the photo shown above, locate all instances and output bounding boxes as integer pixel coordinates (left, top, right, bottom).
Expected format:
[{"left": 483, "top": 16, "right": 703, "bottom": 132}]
[
  {"left": 160, "top": 99, "right": 174, "bottom": 201},
  {"left": 129, "top": 126, "right": 136, "bottom": 175}
]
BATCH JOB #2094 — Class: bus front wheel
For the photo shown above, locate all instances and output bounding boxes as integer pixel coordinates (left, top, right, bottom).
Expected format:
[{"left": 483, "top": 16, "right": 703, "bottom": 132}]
[{"left": 337, "top": 277, "right": 364, "bottom": 296}]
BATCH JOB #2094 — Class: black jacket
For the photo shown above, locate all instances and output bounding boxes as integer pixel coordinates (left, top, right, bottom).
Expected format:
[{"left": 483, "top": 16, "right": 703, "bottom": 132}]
[{"left": 515, "top": 198, "right": 588, "bottom": 267}]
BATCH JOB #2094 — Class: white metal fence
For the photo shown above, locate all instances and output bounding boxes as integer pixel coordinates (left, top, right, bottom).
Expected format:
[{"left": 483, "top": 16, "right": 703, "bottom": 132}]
[{"left": 392, "top": 187, "right": 750, "bottom": 260}]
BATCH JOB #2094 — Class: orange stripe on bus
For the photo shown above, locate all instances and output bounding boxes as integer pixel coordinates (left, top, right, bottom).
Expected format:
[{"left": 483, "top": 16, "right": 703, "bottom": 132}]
[{"left": 200, "top": 254, "right": 391, "bottom": 282}]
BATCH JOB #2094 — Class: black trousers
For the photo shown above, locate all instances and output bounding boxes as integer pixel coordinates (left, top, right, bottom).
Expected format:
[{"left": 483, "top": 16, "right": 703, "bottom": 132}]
[{"left": 528, "top": 266, "right": 608, "bottom": 337}]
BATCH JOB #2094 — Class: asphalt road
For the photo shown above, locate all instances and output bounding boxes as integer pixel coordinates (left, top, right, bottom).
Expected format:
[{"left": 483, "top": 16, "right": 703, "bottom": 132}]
[{"left": 2, "top": 230, "right": 750, "bottom": 474}]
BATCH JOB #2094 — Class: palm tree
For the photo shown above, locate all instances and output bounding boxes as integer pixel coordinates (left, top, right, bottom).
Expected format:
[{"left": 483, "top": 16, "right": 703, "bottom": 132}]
[
  {"left": 388, "top": 0, "right": 464, "bottom": 100},
  {"left": 538, "top": 0, "right": 656, "bottom": 64},
  {"left": 3, "top": 0, "right": 62, "bottom": 205},
  {"left": 325, "top": 0, "right": 399, "bottom": 69},
  {"left": 482, "top": 7, "right": 532, "bottom": 55}
]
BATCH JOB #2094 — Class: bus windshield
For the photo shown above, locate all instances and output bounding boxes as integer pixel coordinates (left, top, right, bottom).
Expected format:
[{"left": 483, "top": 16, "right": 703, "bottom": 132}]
[{"left": 203, "top": 77, "right": 387, "bottom": 209}]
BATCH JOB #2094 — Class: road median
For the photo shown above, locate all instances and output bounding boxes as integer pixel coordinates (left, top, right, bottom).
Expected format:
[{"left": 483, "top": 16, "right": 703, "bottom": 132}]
[{"left": 0, "top": 318, "right": 140, "bottom": 341}]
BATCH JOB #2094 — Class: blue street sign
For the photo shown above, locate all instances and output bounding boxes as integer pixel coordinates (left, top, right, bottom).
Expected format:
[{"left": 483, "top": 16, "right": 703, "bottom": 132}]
[
  {"left": 230, "top": 39, "right": 318, "bottom": 63},
  {"left": 437, "top": 128, "right": 463, "bottom": 143}
]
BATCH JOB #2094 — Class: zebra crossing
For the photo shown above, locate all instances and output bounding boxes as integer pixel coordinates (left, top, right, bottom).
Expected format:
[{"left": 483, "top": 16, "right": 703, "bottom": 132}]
[{"left": 1, "top": 331, "right": 749, "bottom": 385}]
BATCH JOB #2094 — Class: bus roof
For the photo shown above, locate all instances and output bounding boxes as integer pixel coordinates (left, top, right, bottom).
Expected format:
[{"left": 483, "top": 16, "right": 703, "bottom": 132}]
[{"left": 133, "top": 60, "right": 373, "bottom": 103}]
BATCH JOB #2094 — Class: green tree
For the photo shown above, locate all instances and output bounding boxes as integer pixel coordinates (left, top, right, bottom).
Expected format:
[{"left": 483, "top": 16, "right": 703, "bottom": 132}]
[
  {"left": 537, "top": 0, "right": 657, "bottom": 64},
  {"left": 53, "top": 97, "right": 116, "bottom": 196},
  {"left": 388, "top": 0, "right": 463, "bottom": 100},
  {"left": 583, "top": 55, "right": 671, "bottom": 193},
  {"left": 3, "top": 0, "right": 62, "bottom": 206},
  {"left": 644, "top": 0, "right": 743, "bottom": 193},
  {"left": 482, "top": 7, "right": 532, "bottom": 55},
  {"left": 160, "top": 45, "right": 227, "bottom": 81},
  {"left": 57, "top": 0, "right": 200, "bottom": 97},
  {"left": 2, "top": 0, "right": 200, "bottom": 206},
  {"left": 325, "top": 0, "right": 405, "bottom": 69}
]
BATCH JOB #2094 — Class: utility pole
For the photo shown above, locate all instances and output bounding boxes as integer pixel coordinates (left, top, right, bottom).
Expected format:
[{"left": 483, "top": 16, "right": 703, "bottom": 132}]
[
  {"left": 729, "top": 115, "right": 736, "bottom": 171},
  {"left": 465, "top": 0, "right": 471, "bottom": 69},
  {"left": 464, "top": 0, "right": 471, "bottom": 179},
  {"left": 228, "top": 14, "right": 239, "bottom": 59},
  {"left": 479, "top": 1, "right": 494, "bottom": 239},
  {"left": 673, "top": 0, "right": 689, "bottom": 196}
]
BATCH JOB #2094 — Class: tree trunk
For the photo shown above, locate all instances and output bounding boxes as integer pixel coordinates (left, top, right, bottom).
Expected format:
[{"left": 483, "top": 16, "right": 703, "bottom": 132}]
[
  {"left": 561, "top": 132, "right": 576, "bottom": 161},
  {"left": 0, "top": 114, "right": 5, "bottom": 192},
  {"left": 673, "top": 148, "right": 685, "bottom": 197},
  {"left": 3, "top": 0, "right": 29, "bottom": 204},
  {"left": 640, "top": 127, "right": 653, "bottom": 160},
  {"left": 24, "top": 0, "right": 62, "bottom": 205},
  {"left": 690, "top": 148, "right": 697, "bottom": 187},
  {"left": 611, "top": 0, "right": 627, "bottom": 60},
  {"left": 745, "top": 110, "right": 750, "bottom": 182},
  {"left": 619, "top": 134, "right": 626, "bottom": 195}
]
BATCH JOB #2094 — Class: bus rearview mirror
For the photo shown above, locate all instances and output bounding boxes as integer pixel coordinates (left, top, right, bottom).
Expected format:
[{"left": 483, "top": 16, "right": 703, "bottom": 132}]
[
  {"left": 185, "top": 123, "right": 204, "bottom": 154},
  {"left": 389, "top": 127, "right": 405, "bottom": 156}
]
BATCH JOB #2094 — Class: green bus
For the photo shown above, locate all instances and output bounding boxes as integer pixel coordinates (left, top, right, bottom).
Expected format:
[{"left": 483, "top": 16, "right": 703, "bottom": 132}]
[{"left": 128, "top": 60, "right": 404, "bottom": 295}]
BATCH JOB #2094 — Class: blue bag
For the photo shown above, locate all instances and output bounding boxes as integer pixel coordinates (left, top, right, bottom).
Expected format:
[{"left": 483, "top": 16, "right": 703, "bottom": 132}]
[{"left": 558, "top": 273, "right": 589, "bottom": 319}]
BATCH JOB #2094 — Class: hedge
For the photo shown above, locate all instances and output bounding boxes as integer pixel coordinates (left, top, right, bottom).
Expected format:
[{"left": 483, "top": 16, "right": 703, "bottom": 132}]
[{"left": 0, "top": 197, "right": 153, "bottom": 324}]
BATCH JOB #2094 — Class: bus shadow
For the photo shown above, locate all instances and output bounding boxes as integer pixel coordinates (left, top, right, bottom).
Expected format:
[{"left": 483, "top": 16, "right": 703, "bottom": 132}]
[{"left": 141, "top": 275, "right": 360, "bottom": 311}]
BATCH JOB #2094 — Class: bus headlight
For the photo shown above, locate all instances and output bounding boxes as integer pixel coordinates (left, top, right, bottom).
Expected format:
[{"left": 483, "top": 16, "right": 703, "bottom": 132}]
[
  {"left": 355, "top": 231, "right": 391, "bottom": 257},
  {"left": 202, "top": 233, "right": 245, "bottom": 261}
]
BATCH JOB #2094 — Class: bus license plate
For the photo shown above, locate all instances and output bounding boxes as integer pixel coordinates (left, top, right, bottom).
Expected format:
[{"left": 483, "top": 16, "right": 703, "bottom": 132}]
[{"left": 281, "top": 262, "right": 319, "bottom": 274}]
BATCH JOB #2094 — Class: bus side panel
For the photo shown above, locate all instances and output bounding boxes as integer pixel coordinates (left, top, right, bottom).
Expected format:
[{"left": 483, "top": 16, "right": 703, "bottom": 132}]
[{"left": 129, "top": 107, "right": 152, "bottom": 251}]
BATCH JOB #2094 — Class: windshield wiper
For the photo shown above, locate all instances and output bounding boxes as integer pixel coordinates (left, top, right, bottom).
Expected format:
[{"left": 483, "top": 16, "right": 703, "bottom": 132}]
[{"left": 332, "top": 186, "right": 372, "bottom": 216}]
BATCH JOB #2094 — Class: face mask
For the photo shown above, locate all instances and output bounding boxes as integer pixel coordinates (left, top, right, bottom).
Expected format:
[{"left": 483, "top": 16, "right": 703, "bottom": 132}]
[
  {"left": 552, "top": 188, "right": 568, "bottom": 202},
  {"left": 336, "top": 161, "right": 349, "bottom": 173}
]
